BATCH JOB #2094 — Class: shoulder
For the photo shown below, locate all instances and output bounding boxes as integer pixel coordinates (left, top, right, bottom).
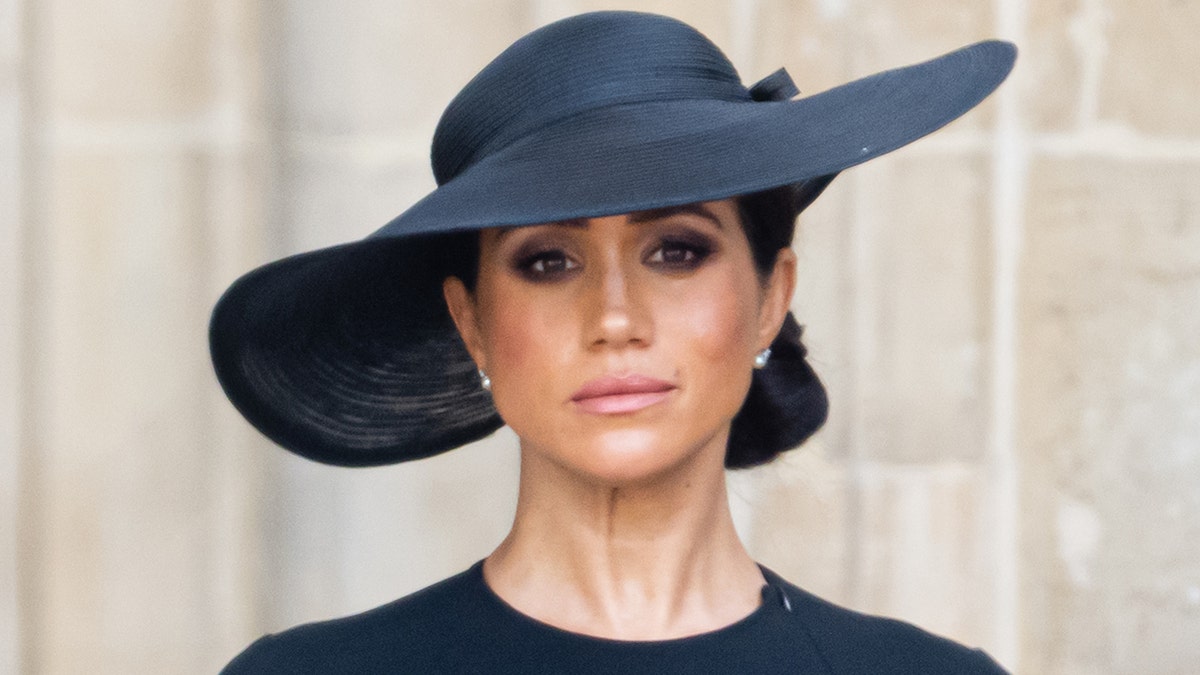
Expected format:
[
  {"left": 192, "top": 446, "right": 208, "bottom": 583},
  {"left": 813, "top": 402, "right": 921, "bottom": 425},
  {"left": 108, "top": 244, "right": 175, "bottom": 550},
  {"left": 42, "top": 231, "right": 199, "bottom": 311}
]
[
  {"left": 765, "top": 570, "right": 1008, "bottom": 674},
  {"left": 221, "top": 564, "right": 479, "bottom": 674}
]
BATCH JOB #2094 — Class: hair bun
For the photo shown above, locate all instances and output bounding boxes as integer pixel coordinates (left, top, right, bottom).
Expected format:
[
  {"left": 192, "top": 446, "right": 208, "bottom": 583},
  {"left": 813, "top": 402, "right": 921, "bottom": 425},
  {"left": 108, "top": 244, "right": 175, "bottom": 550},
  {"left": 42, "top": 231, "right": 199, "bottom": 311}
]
[{"left": 726, "top": 312, "right": 828, "bottom": 468}]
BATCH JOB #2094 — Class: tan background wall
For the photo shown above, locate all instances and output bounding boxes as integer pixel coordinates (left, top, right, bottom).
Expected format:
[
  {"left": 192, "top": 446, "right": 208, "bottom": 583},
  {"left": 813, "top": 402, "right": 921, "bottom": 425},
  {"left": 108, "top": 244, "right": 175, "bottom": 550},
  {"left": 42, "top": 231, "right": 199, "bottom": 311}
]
[{"left": 3, "top": 1, "right": 1198, "bottom": 673}]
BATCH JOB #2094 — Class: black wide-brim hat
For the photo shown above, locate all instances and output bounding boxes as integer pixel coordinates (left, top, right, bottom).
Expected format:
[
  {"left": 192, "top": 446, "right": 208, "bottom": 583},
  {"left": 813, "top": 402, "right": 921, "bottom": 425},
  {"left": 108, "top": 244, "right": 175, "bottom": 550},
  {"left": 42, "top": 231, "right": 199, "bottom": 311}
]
[{"left": 210, "top": 11, "right": 1016, "bottom": 467}]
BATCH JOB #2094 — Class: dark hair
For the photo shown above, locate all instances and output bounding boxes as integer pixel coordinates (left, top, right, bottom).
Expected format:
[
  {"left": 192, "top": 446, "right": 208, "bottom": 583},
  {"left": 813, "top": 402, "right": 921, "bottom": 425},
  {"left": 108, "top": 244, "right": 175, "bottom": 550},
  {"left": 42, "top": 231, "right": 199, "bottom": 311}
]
[
  {"left": 439, "top": 185, "right": 828, "bottom": 469},
  {"left": 726, "top": 185, "right": 828, "bottom": 468}
]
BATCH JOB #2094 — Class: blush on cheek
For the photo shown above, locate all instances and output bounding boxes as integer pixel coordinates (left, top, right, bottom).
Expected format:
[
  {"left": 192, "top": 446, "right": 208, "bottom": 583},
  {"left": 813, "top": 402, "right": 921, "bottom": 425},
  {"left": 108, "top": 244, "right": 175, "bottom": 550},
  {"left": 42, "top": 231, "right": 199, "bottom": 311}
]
[
  {"left": 479, "top": 284, "right": 540, "bottom": 372},
  {"left": 673, "top": 284, "right": 761, "bottom": 363},
  {"left": 488, "top": 311, "right": 533, "bottom": 372},
  {"left": 482, "top": 292, "right": 572, "bottom": 392}
]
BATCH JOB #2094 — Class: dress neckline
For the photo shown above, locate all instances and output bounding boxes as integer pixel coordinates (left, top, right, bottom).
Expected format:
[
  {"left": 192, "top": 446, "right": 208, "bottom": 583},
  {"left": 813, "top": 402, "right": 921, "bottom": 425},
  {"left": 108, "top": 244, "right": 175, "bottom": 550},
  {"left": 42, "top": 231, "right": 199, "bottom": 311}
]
[{"left": 466, "top": 559, "right": 795, "bottom": 647}]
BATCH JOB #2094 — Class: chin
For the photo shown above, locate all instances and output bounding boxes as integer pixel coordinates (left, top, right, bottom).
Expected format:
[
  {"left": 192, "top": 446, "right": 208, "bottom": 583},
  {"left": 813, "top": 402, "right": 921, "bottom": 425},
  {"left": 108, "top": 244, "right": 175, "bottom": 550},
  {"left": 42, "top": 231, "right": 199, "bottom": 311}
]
[{"left": 552, "top": 427, "right": 722, "bottom": 487}]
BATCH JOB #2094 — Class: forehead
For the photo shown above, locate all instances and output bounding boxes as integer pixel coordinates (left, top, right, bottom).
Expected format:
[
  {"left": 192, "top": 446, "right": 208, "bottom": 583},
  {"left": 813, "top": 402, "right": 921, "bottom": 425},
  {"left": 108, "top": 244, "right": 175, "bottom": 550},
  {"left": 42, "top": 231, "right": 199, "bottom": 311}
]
[{"left": 486, "top": 199, "right": 740, "bottom": 243}]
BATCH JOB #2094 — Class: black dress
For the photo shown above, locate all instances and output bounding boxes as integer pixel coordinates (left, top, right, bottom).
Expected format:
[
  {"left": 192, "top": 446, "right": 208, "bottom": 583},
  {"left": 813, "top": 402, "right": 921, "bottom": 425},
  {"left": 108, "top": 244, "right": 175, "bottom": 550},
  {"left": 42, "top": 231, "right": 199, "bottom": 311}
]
[{"left": 222, "top": 561, "right": 1007, "bottom": 674}]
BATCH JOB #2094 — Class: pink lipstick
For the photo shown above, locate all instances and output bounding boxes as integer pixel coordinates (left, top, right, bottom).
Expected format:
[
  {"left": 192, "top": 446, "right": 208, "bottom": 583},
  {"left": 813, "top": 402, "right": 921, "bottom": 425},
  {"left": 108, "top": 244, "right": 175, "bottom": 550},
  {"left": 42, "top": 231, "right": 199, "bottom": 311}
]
[{"left": 570, "top": 374, "right": 676, "bottom": 415}]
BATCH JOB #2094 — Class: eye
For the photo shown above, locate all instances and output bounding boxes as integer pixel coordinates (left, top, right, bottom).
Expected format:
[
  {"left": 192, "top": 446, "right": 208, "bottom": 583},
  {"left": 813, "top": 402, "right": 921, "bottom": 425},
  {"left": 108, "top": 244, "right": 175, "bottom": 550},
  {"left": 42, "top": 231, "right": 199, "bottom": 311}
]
[
  {"left": 515, "top": 248, "right": 579, "bottom": 281},
  {"left": 645, "top": 237, "right": 713, "bottom": 270}
]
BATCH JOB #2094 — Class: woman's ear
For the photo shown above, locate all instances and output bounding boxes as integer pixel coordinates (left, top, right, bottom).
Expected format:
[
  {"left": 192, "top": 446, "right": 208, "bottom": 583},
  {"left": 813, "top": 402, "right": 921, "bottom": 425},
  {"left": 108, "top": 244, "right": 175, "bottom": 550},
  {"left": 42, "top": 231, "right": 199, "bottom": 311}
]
[
  {"left": 758, "top": 247, "right": 797, "bottom": 349},
  {"left": 442, "top": 276, "right": 487, "bottom": 371}
]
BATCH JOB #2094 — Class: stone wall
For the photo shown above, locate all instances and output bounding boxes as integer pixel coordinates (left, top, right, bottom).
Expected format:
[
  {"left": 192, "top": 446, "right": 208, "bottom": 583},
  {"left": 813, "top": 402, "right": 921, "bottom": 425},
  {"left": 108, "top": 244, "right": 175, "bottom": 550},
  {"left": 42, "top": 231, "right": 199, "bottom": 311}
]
[{"left": 3, "top": 1, "right": 1197, "bottom": 673}]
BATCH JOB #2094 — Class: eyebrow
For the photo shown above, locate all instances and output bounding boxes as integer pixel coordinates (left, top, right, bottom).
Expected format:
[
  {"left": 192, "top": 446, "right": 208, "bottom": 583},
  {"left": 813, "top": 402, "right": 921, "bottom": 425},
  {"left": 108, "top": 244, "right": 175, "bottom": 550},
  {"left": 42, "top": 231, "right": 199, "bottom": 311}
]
[
  {"left": 494, "top": 203, "right": 725, "bottom": 243},
  {"left": 627, "top": 203, "right": 725, "bottom": 229}
]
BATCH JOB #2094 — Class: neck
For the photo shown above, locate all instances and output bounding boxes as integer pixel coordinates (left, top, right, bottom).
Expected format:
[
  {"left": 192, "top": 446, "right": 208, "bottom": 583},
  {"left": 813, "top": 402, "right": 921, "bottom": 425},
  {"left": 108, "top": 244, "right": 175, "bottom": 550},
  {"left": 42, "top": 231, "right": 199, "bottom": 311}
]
[{"left": 483, "top": 436, "right": 764, "bottom": 640}]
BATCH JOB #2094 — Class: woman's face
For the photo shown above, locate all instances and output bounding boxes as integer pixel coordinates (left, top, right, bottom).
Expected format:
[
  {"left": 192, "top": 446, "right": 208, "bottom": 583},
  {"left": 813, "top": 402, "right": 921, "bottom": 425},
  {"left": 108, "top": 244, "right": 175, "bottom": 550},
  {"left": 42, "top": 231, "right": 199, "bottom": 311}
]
[{"left": 443, "top": 198, "right": 795, "bottom": 485}]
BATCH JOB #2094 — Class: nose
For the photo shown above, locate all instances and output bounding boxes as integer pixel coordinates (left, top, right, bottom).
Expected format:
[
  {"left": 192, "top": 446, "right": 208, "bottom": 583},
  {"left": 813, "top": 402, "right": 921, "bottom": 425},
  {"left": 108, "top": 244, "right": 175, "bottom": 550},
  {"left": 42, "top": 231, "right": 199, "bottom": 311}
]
[{"left": 585, "top": 254, "right": 650, "bottom": 350}]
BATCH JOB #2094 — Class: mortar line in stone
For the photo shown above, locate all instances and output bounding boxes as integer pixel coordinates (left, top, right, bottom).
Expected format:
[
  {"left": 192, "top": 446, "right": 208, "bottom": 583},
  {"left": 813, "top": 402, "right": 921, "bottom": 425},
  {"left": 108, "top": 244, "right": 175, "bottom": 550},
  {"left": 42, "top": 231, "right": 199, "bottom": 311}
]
[
  {"left": 265, "top": 1, "right": 310, "bottom": 267},
  {"left": 14, "top": 0, "right": 50, "bottom": 670},
  {"left": 846, "top": 163, "right": 875, "bottom": 610},
  {"left": 208, "top": 0, "right": 270, "bottom": 657},
  {"left": 990, "top": 0, "right": 1029, "bottom": 667},
  {"left": 825, "top": 166, "right": 857, "bottom": 606},
  {"left": 44, "top": 121, "right": 435, "bottom": 168},
  {"left": 1031, "top": 132, "right": 1200, "bottom": 161},
  {"left": 256, "top": 0, "right": 297, "bottom": 628},
  {"left": 0, "top": 1, "right": 24, "bottom": 669}
]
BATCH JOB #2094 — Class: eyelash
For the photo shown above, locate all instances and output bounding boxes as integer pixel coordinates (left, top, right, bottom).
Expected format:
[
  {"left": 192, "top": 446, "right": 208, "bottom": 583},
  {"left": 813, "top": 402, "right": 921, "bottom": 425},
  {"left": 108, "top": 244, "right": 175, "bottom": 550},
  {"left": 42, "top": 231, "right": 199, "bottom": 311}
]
[
  {"left": 645, "top": 237, "right": 714, "bottom": 269},
  {"left": 514, "top": 248, "right": 579, "bottom": 280},
  {"left": 511, "top": 233, "right": 716, "bottom": 282}
]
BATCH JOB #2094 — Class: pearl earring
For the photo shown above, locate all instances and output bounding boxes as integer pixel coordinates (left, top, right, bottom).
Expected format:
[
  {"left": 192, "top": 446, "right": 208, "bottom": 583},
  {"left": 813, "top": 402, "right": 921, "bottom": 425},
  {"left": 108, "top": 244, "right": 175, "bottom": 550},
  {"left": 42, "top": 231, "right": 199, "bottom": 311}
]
[
  {"left": 478, "top": 369, "right": 492, "bottom": 391},
  {"left": 753, "top": 348, "right": 772, "bottom": 369}
]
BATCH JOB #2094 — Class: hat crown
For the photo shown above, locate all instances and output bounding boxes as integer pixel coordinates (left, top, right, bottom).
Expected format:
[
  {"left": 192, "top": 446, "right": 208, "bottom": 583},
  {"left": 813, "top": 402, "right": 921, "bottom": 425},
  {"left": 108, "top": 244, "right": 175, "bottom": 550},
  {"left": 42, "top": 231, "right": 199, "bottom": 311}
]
[{"left": 431, "top": 11, "right": 749, "bottom": 185}]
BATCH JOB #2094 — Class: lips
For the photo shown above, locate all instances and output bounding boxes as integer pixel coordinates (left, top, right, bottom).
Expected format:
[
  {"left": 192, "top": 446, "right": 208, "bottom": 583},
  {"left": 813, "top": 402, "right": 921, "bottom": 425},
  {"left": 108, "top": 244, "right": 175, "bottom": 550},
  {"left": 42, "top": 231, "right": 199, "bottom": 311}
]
[{"left": 570, "top": 374, "right": 677, "bottom": 415}]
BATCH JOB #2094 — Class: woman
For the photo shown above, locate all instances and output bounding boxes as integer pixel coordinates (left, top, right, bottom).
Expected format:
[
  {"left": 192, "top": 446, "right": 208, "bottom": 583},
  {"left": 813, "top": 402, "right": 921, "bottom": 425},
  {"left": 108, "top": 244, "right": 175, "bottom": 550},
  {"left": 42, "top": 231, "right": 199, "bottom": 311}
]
[{"left": 213, "top": 11, "right": 1015, "bottom": 673}]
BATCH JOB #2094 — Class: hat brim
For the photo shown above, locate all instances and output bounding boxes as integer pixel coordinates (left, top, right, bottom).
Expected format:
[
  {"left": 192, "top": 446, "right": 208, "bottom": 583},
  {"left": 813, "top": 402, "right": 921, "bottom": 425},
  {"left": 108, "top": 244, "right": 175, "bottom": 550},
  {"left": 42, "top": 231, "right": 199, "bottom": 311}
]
[
  {"left": 375, "top": 39, "right": 1014, "bottom": 236},
  {"left": 211, "top": 235, "right": 505, "bottom": 466},
  {"left": 210, "top": 39, "right": 1015, "bottom": 466}
]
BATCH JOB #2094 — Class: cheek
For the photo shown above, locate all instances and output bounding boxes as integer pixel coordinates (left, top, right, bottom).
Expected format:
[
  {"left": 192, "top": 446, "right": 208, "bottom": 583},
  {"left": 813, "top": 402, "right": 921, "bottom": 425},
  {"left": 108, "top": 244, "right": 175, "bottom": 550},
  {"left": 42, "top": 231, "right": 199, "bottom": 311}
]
[
  {"left": 665, "top": 277, "right": 761, "bottom": 365},
  {"left": 483, "top": 303, "right": 533, "bottom": 371},
  {"left": 484, "top": 303, "right": 535, "bottom": 371},
  {"left": 477, "top": 284, "right": 573, "bottom": 387},
  {"left": 476, "top": 287, "right": 582, "bottom": 440}
]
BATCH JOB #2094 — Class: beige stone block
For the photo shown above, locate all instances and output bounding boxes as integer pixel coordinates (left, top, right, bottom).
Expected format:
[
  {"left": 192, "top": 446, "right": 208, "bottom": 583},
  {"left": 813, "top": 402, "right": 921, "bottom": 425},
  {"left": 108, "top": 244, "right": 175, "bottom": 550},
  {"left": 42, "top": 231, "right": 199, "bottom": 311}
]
[
  {"left": 752, "top": 0, "right": 855, "bottom": 92},
  {"left": 853, "top": 154, "right": 993, "bottom": 463},
  {"left": 791, "top": 180, "right": 855, "bottom": 456},
  {"left": 740, "top": 444, "right": 1003, "bottom": 654},
  {"left": 274, "top": 1, "right": 527, "bottom": 136},
  {"left": 853, "top": 464, "right": 999, "bottom": 651},
  {"left": 1018, "top": 158, "right": 1200, "bottom": 674},
  {"left": 203, "top": 148, "right": 276, "bottom": 664},
  {"left": 1026, "top": 0, "right": 1200, "bottom": 134},
  {"left": 276, "top": 145, "right": 435, "bottom": 254},
  {"left": 537, "top": 0, "right": 736, "bottom": 52},
  {"left": 41, "top": 0, "right": 219, "bottom": 122},
  {"left": 742, "top": 452, "right": 1004, "bottom": 655},
  {"left": 0, "top": 0, "right": 19, "bottom": 65},
  {"left": 849, "top": 0, "right": 996, "bottom": 69},
  {"left": 1101, "top": 0, "right": 1200, "bottom": 135},
  {"left": 1025, "top": 0, "right": 1086, "bottom": 131},
  {"left": 25, "top": 147, "right": 248, "bottom": 673},
  {"left": 0, "top": 2, "right": 22, "bottom": 667},
  {"left": 741, "top": 448, "right": 852, "bottom": 602},
  {"left": 206, "top": 145, "right": 274, "bottom": 290},
  {"left": 261, "top": 430, "right": 519, "bottom": 630},
  {"left": 752, "top": 0, "right": 999, "bottom": 129}
]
